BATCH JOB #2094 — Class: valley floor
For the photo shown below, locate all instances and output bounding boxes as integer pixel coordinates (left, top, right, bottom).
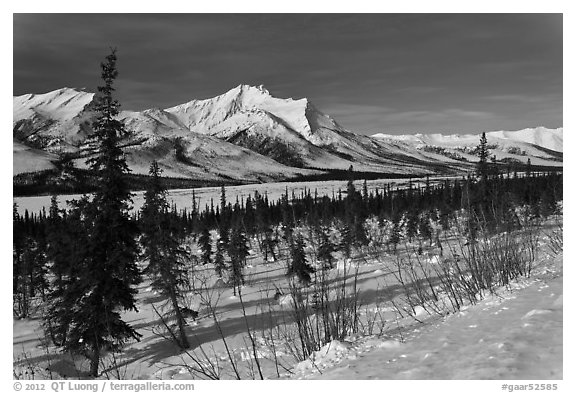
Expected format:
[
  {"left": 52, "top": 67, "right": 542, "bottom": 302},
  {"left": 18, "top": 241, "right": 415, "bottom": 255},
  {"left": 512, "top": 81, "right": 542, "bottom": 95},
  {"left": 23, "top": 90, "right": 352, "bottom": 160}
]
[{"left": 13, "top": 220, "right": 564, "bottom": 381}]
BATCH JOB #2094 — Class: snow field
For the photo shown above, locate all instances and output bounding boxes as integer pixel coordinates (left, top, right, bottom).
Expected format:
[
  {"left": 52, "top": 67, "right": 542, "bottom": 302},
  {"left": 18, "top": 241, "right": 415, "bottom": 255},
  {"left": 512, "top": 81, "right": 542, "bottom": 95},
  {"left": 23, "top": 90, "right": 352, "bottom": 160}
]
[
  {"left": 296, "top": 254, "right": 562, "bottom": 380},
  {"left": 13, "top": 212, "right": 563, "bottom": 380}
]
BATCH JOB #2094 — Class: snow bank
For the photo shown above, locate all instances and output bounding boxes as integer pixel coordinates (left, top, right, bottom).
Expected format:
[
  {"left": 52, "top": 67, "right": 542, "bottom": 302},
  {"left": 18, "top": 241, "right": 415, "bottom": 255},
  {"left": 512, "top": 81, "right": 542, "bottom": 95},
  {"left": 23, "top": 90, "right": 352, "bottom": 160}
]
[{"left": 293, "top": 340, "right": 354, "bottom": 374}]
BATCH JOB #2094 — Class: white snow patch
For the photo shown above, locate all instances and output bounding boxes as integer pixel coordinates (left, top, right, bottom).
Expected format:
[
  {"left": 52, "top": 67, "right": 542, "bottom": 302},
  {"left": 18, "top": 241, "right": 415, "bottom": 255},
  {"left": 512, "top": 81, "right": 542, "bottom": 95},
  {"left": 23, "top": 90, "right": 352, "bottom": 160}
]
[
  {"left": 427, "top": 255, "right": 441, "bottom": 264},
  {"left": 377, "top": 340, "right": 403, "bottom": 349},
  {"left": 522, "top": 309, "right": 552, "bottom": 319}
]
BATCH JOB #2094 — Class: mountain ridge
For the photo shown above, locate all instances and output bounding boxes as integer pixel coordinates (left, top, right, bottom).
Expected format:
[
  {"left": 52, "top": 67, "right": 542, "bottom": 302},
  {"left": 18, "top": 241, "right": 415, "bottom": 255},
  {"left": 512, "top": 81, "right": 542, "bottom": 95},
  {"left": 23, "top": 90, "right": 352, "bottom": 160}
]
[
  {"left": 13, "top": 85, "right": 563, "bottom": 182},
  {"left": 372, "top": 126, "right": 563, "bottom": 153}
]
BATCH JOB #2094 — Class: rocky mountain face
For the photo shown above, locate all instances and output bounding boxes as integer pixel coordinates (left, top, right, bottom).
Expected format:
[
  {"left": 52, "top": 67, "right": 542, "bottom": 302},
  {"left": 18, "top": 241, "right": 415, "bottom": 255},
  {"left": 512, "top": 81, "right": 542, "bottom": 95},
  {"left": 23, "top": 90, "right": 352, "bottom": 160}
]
[{"left": 13, "top": 85, "right": 562, "bottom": 182}]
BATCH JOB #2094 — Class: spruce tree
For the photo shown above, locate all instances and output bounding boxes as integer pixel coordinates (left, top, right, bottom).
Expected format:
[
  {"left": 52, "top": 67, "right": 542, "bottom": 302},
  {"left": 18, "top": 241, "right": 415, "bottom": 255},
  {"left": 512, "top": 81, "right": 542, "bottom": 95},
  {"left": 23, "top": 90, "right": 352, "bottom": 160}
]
[
  {"left": 13, "top": 204, "right": 25, "bottom": 317},
  {"left": 418, "top": 213, "right": 433, "bottom": 246},
  {"left": 140, "top": 161, "right": 190, "bottom": 349},
  {"left": 198, "top": 226, "right": 212, "bottom": 265},
  {"left": 61, "top": 50, "right": 142, "bottom": 376},
  {"left": 43, "top": 196, "right": 68, "bottom": 344},
  {"left": 15, "top": 238, "right": 38, "bottom": 318},
  {"left": 44, "top": 196, "right": 90, "bottom": 347},
  {"left": 228, "top": 223, "right": 248, "bottom": 295},
  {"left": 287, "top": 234, "right": 315, "bottom": 284},
  {"left": 389, "top": 215, "right": 402, "bottom": 253},
  {"left": 339, "top": 223, "right": 353, "bottom": 258},
  {"left": 344, "top": 166, "right": 367, "bottom": 248},
  {"left": 215, "top": 186, "right": 229, "bottom": 277},
  {"left": 256, "top": 192, "right": 278, "bottom": 263},
  {"left": 405, "top": 209, "right": 419, "bottom": 243},
  {"left": 477, "top": 132, "right": 489, "bottom": 181},
  {"left": 317, "top": 229, "right": 336, "bottom": 269}
]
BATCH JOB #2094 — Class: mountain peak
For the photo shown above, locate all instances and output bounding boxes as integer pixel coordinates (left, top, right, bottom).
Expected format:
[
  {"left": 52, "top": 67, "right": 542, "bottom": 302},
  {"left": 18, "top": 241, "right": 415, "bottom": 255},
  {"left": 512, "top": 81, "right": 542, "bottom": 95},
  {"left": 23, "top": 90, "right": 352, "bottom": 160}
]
[
  {"left": 234, "top": 84, "right": 270, "bottom": 96},
  {"left": 13, "top": 87, "right": 95, "bottom": 125}
]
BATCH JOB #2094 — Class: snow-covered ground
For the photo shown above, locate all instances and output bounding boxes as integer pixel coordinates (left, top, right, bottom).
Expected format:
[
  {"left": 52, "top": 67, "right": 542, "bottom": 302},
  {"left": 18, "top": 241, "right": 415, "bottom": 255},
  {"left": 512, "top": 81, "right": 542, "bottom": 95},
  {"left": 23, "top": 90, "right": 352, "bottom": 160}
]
[
  {"left": 13, "top": 213, "right": 563, "bottom": 381},
  {"left": 295, "top": 256, "right": 563, "bottom": 379}
]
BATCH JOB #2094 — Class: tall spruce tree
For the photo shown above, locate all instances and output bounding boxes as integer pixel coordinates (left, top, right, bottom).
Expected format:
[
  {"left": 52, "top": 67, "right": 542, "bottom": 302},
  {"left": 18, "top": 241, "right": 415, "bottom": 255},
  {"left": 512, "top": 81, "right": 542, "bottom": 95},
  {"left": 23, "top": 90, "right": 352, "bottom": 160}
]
[
  {"left": 60, "top": 50, "right": 142, "bottom": 376},
  {"left": 389, "top": 214, "right": 402, "bottom": 253},
  {"left": 228, "top": 222, "right": 248, "bottom": 295},
  {"left": 287, "top": 234, "right": 315, "bottom": 284},
  {"left": 405, "top": 209, "right": 419, "bottom": 243},
  {"left": 344, "top": 166, "right": 367, "bottom": 248},
  {"left": 13, "top": 204, "right": 25, "bottom": 317},
  {"left": 45, "top": 196, "right": 91, "bottom": 347},
  {"left": 477, "top": 132, "right": 489, "bottom": 181},
  {"left": 214, "top": 186, "right": 229, "bottom": 277},
  {"left": 198, "top": 226, "right": 212, "bottom": 265},
  {"left": 418, "top": 212, "right": 433, "bottom": 246},
  {"left": 43, "top": 196, "right": 68, "bottom": 344},
  {"left": 140, "top": 161, "right": 190, "bottom": 349},
  {"left": 317, "top": 229, "right": 336, "bottom": 269}
]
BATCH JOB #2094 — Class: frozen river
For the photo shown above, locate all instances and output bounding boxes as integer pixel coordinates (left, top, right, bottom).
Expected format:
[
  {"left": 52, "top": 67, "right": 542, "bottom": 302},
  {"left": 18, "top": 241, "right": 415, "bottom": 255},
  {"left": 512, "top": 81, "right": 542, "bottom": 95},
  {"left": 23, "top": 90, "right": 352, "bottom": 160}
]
[{"left": 13, "top": 176, "right": 455, "bottom": 216}]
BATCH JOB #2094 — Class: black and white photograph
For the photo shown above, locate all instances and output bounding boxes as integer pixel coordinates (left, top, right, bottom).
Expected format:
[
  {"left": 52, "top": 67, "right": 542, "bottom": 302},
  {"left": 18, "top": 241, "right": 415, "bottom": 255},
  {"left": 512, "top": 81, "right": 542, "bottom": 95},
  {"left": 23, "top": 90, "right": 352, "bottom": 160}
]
[{"left": 11, "top": 9, "right": 565, "bottom": 384}]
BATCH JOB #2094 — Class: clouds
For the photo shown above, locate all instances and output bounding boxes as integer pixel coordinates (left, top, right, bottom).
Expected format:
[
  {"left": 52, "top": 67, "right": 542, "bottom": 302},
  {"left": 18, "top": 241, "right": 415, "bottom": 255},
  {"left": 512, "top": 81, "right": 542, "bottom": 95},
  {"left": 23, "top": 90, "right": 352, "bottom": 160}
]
[{"left": 13, "top": 14, "right": 562, "bottom": 134}]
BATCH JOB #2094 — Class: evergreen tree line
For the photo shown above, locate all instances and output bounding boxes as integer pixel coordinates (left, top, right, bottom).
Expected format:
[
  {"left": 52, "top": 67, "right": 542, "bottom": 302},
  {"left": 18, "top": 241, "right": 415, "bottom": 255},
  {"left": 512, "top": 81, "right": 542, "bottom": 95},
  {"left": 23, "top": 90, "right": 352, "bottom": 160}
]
[
  {"left": 14, "top": 170, "right": 563, "bottom": 279},
  {"left": 140, "top": 168, "right": 562, "bottom": 243},
  {"left": 14, "top": 168, "right": 563, "bottom": 310}
]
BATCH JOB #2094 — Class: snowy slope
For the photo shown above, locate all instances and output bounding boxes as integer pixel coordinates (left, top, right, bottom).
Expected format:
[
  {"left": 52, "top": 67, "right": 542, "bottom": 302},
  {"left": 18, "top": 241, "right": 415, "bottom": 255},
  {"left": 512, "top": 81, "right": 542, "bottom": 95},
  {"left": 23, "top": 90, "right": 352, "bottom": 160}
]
[
  {"left": 128, "top": 101, "right": 340, "bottom": 169},
  {"left": 13, "top": 85, "right": 563, "bottom": 182},
  {"left": 13, "top": 88, "right": 96, "bottom": 150},
  {"left": 13, "top": 87, "right": 94, "bottom": 124},
  {"left": 372, "top": 127, "right": 563, "bottom": 166},
  {"left": 12, "top": 85, "right": 445, "bottom": 178},
  {"left": 163, "top": 85, "right": 433, "bottom": 172},
  {"left": 12, "top": 212, "right": 563, "bottom": 380},
  {"left": 13, "top": 140, "right": 57, "bottom": 175},
  {"left": 164, "top": 85, "right": 469, "bottom": 174},
  {"left": 488, "top": 127, "right": 563, "bottom": 153},
  {"left": 164, "top": 84, "right": 346, "bottom": 146},
  {"left": 373, "top": 127, "right": 563, "bottom": 153},
  {"left": 117, "top": 130, "right": 319, "bottom": 182},
  {"left": 13, "top": 87, "right": 319, "bottom": 182},
  {"left": 297, "top": 255, "right": 563, "bottom": 380}
]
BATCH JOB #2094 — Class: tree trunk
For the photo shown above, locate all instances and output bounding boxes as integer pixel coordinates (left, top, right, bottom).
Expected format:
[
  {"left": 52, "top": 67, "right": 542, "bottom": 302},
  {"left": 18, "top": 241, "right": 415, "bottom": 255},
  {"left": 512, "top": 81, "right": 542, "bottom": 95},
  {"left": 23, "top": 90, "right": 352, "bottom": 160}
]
[
  {"left": 29, "top": 271, "right": 35, "bottom": 298},
  {"left": 169, "top": 288, "right": 190, "bottom": 349},
  {"left": 90, "top": 344, "right": 100, "bottom": 377}
]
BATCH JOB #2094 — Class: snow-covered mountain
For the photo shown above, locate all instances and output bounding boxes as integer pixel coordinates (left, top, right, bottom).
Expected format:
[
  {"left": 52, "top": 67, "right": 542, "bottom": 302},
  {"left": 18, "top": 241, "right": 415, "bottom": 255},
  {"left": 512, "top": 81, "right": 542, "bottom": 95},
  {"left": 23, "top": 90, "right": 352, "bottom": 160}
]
[
  {"left": 13, "top": 85, "right": 562, "bottom": 182},
  {"left": 372, "top": 127, "right": 563, "bottom": 153},
  {"left": 165, "top": 84, "right": 340, "bottom": 146},
  {"left": 372, "top": 127, "right": 563, "bottom": 167},
  {"left": 122, "top": 84, "right": 450, "bottom": 174},
  {"left": 13, "top": 87, "right": 96, "bottom": 151},
  {"left": 487, "top": 127, "right": 563, "bottom": 153}
]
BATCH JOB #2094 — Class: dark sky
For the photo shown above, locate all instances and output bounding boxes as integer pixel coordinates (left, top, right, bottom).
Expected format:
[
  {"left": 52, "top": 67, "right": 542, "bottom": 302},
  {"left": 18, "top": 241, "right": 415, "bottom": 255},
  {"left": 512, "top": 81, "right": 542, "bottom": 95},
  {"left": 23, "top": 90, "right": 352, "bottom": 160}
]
[{"left": 13, "top": 14, "right": 562, "bottom": 134}]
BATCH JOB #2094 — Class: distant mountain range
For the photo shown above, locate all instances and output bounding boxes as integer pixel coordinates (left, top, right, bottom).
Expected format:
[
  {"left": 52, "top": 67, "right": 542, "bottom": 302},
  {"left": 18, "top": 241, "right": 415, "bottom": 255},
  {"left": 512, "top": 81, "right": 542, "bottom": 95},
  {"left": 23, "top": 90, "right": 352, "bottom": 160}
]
[{"left": 13, "top": 85, "right": 563, "bottom": 183}]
